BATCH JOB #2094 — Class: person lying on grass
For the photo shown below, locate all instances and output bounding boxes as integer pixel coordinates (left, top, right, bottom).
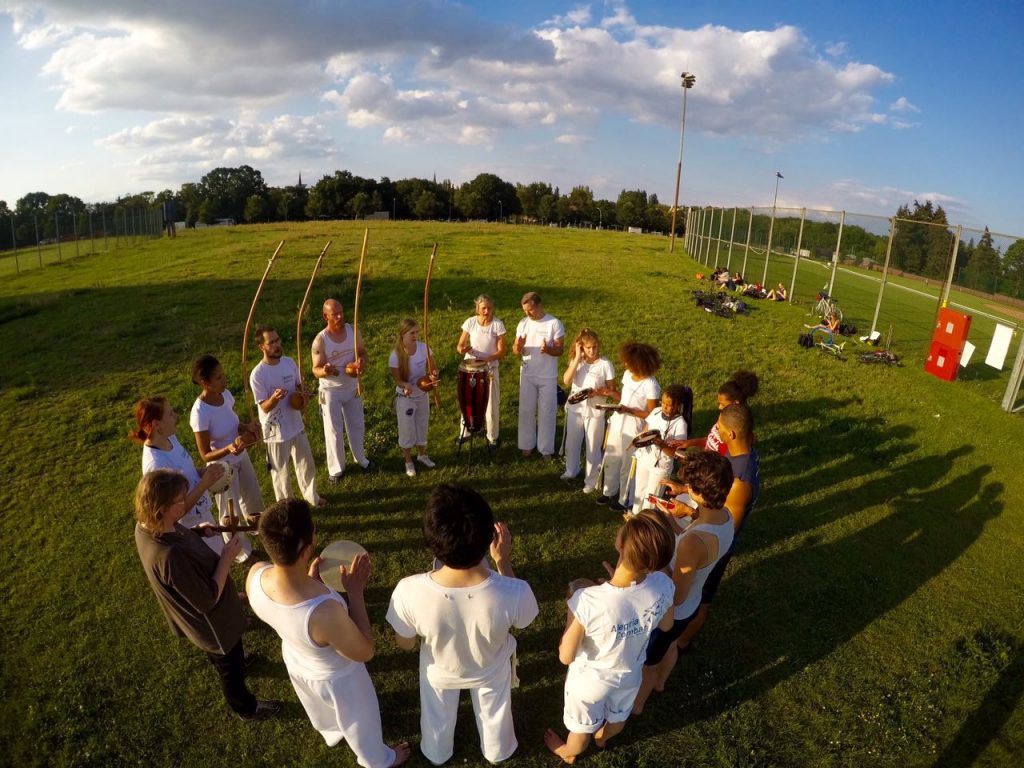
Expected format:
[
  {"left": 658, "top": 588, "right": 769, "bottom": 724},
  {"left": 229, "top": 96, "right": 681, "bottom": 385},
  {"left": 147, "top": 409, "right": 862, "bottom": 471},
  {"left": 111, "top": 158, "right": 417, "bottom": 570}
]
[
  {"left": 247, "top": 498, "right": 410, "bottom": 768},
  {"left": 544, "top": 511, "right": 676, "bottom": 763}
]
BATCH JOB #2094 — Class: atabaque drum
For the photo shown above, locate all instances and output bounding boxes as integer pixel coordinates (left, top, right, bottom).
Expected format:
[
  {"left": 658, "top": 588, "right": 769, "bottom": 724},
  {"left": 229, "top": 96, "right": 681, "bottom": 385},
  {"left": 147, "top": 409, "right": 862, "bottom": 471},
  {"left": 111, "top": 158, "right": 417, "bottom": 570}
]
[{"left": 457, "top": 360, "right": 491, "bottom": 434}]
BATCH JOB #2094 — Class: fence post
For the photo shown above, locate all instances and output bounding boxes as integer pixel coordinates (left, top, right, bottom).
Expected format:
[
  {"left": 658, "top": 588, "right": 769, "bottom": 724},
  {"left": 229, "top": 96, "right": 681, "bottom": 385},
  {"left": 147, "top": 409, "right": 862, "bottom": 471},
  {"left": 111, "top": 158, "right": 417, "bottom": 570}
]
[
  {"left": 741, "top": 207, "right": 753, "bottom": 278},
  {"left": 762, "top": 204, "right": 777, "bottom": 285},
  {"left": 695, "top": 207, "right": 703, "bottom": 260},
  {"left": 1002, "top": 331, "right": 1024, "bottom": 412},
  {"left": 726, "top": 207, "right": 737, "bottom": 269},
  {"left": 10, "top": 215, "right": 19, "bottom": 274},
  {"left": 34, "top": 214, "right": 42, "bottom": 267},
  {"left": 940, "top": 225, "right": 963, "bottom": 308},
  {"left": 870, "top": 217, "right": 897, "bottom": 335},
  {"left": 703, "top": 208, "right": 714, "bottom": 264},
  {"left": 789, "top": 208, "right": 806, "bottom": 301},
  {"left": 828, "top": 210, "right": 845, "bottom": 296},
  {"left": 686, "top": 208, "right": 694, "bottom": 255},
  {"left": 714, "top": 208, "right": 724, "bottom": 267},
  {"left": 55, "top": 214, "right": 62, "bottom": 262}
]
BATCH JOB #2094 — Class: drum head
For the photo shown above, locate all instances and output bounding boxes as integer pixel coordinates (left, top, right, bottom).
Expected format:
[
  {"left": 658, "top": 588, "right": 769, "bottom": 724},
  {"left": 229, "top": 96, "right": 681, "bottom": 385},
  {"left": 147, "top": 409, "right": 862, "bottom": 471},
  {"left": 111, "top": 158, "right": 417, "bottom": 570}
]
[
  {"left": 206, "top": 460, "right": 234, "bottom": 494},
  {"left": 459, "top": 359, "right": 489, "bottom": 373},
  {"left": 318, "top": 540, "right": 368, "bottom": 592}
]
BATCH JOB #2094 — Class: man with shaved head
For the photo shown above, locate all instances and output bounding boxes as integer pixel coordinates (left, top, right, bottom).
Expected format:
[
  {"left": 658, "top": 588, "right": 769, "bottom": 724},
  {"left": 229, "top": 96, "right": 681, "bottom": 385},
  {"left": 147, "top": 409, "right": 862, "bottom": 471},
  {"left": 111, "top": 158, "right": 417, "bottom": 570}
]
[{"left": 312, "top": 299, "right": 371, "bottom": 483}]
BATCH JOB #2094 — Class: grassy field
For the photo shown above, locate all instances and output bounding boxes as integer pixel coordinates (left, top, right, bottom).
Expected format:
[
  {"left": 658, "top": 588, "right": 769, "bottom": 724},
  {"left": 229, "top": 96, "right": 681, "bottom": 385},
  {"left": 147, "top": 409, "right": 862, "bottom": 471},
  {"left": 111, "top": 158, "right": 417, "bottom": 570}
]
[{"left": 2, "top": 221, "right": 1024, "bottom": 767}]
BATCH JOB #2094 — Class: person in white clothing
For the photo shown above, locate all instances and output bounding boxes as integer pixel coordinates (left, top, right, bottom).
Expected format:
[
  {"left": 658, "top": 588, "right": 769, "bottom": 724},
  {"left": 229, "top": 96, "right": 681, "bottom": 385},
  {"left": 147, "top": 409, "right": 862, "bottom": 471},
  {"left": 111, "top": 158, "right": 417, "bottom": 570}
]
[
  {"left": 456, "top": 294, "right": 506, "bottom": 446},
  {"left": 632, "top": 451, "right": 735, "bottom": 715},
  {"left": 544, "top": 511, "right": 676, "bottom": 762},
  {"left": 560, "top": 328, "right": 615, "bottom": 491},
  {"left": 247, "top": 498, "right": 410, "bottom": 768},
  {"left": 250, "top": 327, "right": 324, "bottom": 507},
  {"left": 629, "top": 384, "right": 690, "bottom": 516},
  {"left": 388, "top": 318, "right": 438, "bottom": 477},
  {"left": 131, "top": 396, "right": 227, "bottom": 555},
  {"left": 312, "top": 299, "right": 371, "bottom": 483},
  {"left": 596, "top": 343, "right": 661, "bottom": 513},
  {"left": 386, "top": 484, "right": 539, "bottom": 765},
  {"left": 512, "top": 291, "right": 564, "bottom": 458},
  {"left": 189, "top": 355, "right": 264, "bottom": 534}
]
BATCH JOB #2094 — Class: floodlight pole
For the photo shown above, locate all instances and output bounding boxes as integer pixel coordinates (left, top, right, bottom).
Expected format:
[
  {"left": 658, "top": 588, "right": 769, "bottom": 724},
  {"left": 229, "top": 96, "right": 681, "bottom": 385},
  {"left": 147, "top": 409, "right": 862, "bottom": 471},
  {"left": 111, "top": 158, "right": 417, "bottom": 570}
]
[
  {"left": 762, "top": 171, "right": 782, "bottom": 285},
  {"left": 669, "top": 72, "right": 696, "bottom": 253}
]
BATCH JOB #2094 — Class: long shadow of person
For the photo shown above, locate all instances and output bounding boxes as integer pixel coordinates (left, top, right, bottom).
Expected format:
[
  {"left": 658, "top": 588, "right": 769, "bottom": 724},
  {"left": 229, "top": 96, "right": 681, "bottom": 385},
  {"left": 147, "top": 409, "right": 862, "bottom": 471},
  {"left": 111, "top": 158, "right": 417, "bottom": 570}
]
[{"left": 630, "top": 464, "right": 1002, "bottom": 743}]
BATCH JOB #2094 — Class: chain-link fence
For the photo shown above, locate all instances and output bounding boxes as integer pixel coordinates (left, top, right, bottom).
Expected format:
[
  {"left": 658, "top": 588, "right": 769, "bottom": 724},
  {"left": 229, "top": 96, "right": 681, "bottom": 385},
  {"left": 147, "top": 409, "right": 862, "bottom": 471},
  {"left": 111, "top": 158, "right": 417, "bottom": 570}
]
[
  {"left": 684, "top": 205, "right": 1024, "bottom": 413},
  {"left": 0, "top": 207, "right": 165, "bottom": 275}
]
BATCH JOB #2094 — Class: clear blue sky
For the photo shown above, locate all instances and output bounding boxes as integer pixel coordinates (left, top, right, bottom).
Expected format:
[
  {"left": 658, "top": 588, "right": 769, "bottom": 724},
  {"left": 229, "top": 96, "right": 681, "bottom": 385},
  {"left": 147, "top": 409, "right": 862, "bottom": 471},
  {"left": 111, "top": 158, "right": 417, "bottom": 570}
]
[{"left": 1, "top": 0, "right": 1020, "bottom": 235}]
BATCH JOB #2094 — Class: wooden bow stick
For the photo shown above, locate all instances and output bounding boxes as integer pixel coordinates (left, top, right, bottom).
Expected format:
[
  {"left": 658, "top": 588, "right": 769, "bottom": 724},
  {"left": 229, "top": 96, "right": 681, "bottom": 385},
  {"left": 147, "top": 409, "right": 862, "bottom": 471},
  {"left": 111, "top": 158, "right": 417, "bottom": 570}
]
[
  {"left": 349, "top": 229, "right": 368, "bottom": 397},
  {"left": 295, "top": 241, "right": 332, "bottom": 410},
  {"left": 241, "top": 240, "right": 284, "bottom": 422},
  {"left": 420, "top": 243, "right": 442, "bottom": 409}
]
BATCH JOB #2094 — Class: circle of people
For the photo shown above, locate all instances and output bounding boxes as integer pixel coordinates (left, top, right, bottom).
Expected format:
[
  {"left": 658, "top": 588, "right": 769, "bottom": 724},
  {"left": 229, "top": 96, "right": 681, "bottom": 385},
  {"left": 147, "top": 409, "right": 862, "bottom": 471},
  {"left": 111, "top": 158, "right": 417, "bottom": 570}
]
[{"left": 130, "top": 289, "right": 761, "bottom": 766}]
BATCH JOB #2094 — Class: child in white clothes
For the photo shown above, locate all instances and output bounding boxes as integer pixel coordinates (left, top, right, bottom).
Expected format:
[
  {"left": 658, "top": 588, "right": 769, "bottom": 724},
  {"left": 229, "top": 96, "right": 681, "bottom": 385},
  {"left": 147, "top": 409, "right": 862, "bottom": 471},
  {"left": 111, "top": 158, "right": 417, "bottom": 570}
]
[
  {"left": 560, "top": 328, "right": 616, "bottom": 491},
  {"left": 386, "top": 484, "right": 539, "bottom": 765},
  {"left": 544, "top": 511, "right": 676, "bottom": 762},
  {"left": 597, "top": 342, "right": 661, "bottom": 513},
  {"left": 630, "top": 384, "right": 690, "bottom": 516},
  {"left": 247, "top": 499, "right": 410, "bottom": 768},
  {"left": 388, "top": 318, "right": 438, "bottom": 477}
]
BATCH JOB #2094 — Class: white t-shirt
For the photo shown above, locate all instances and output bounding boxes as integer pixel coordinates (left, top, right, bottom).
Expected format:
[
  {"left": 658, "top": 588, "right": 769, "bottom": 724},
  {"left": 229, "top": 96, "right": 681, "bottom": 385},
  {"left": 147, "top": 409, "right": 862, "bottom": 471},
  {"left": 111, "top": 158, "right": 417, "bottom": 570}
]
[
  {"left": 315, "top": 325, "right": 357, "bottom": 391},
  {"left": 637, "top": 406, "right": 688, "bottom": 469},
  {"left": 461, "top": 316, "right": 506, "bottom": 364},
  {"left": 618, "top": 374, "right": 660, "bottom": 436},
  {"left": 567, "top": 572, "right": 674, "bottom": 681},
  {"left": 250, "top": 356, "right": 304, "bottom": 444},
  {"left": 515, "top": 314, "right": 564, "bottom": 379},
  {"left": 388, "top": 341, "right": 433, "bottom": 401},
  {"left": 567, "top": 357, "right": 616, "bottom": 419},
  {"left": 141, "top": 436, "right": 213, "bottom": 525},
  {"left": 386, "top": 571, "right": 539, "bottom": 689},
  {"left": 189, "top": 389, "right": 243, "bottom": 465}
]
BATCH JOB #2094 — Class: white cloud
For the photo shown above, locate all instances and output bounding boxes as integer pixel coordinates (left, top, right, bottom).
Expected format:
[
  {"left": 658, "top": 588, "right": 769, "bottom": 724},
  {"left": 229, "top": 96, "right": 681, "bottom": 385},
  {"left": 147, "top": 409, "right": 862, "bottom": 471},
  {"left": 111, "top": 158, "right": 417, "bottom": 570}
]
[
  {"left": 555, "top": 134, "right": 587, "bottom": 145},
  {"left": 829, "top": 180, "right": 967, "bottom": 219},
  {"left": 890, "top": 96, "right": 920, "bottom": 112},
  {"left": 546, "top": 5, "right": 592, "bottom": 27},
  {"left": 825, "top": 41, "right": 847, "bottom": 57}
]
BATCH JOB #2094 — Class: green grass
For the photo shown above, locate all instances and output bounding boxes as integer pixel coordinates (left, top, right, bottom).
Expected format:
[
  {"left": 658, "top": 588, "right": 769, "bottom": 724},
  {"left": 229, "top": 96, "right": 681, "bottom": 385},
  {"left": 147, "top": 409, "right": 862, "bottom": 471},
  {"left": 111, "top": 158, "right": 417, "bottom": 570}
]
[{"left": 3, "top": 221, "right": 1024, "bottom": 767}]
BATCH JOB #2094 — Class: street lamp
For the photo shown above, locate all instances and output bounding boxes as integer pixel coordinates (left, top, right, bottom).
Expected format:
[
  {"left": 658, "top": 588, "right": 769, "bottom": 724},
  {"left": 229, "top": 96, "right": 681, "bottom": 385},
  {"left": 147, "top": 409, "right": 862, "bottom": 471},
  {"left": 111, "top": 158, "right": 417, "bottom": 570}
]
[
  {"left": 762, "top": 171, "right": 783, "bottom": 284},
  {"left": 597, "top": 205, "right": 603, "bottom": 229},
  {"left": 499, "top": 200, "right": 503, "bottom": 222},
  {"left": 669, "top": 71, "right": 696, "bottom": 253}
]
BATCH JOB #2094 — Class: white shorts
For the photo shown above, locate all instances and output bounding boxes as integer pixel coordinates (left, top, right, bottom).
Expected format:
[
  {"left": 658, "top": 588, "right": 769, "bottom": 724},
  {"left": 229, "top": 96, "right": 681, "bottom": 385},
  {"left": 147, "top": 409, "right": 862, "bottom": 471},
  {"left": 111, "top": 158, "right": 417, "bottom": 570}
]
[{"left": 562, "top": 665, "right": 639, "bottom": 734}]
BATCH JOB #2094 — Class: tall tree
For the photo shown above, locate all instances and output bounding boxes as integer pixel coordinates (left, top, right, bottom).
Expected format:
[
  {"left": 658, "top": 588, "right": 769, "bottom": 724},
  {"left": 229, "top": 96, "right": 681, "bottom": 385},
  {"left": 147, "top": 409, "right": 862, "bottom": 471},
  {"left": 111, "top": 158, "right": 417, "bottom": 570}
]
[
  {"left": 616, "top": 189, "right": 648, "bottom": 228},
  {"left": 1002, "top": 239, "right": 1024, "bottom": 298},
  {"left": 963, "top": 227, "right": 1001, "bottom": 291},
  {"left": 198, "top": 165, "right": 268, "bottom": 222},
  {"left": 454, "top": 173, "right": 518, "bottom": 220}
]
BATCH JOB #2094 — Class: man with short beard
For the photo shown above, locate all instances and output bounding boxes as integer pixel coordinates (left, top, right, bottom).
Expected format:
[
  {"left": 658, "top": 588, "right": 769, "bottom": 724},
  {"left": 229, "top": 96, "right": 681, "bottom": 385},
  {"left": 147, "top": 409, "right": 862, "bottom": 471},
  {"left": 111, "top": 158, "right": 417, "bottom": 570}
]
[{"left": 250, "top": 326, "right": 323, "bottom": 506}]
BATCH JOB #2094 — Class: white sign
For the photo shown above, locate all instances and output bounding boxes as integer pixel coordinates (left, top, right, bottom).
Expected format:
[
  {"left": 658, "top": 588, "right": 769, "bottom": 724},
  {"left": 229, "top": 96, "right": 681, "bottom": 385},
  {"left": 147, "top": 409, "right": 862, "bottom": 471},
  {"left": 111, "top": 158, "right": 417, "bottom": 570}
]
[
  {"left": 960, "top": 341, "right": 976, "bottom": 367},
  {"left": 985, "top": 324, "right": 1014, "bottom": 370}
]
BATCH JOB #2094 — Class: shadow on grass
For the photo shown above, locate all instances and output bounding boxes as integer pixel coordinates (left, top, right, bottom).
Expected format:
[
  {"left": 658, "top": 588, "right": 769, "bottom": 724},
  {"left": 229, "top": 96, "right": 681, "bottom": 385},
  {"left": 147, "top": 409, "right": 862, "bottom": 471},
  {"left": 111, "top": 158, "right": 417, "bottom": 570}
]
[{"left": 632, "top": 463, "right": 1002, "bottom": 741}]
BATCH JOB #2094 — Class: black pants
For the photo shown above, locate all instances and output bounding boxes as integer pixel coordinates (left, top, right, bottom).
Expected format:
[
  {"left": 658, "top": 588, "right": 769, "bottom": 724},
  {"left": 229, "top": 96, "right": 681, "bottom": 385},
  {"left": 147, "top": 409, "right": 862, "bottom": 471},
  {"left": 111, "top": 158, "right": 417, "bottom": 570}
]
[{"left": 205, "top": 638, "right": 257, "bottom": 716}]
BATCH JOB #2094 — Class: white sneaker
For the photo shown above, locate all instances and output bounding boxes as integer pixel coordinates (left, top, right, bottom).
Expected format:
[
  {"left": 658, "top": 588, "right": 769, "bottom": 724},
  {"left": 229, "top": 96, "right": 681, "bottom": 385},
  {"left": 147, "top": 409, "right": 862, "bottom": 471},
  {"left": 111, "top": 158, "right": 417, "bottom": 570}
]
[
  {"left": 417, "top": 454, "right": 436, "bottom": 468},
  {"left": 405, "top": 462, "right": 416, "bottom": 477},
  {"left": 582, "top": 485, "right": 596, "bottom": 494},
  {"left": 560, "top": 471, "right": 578, "bottom": 481}
]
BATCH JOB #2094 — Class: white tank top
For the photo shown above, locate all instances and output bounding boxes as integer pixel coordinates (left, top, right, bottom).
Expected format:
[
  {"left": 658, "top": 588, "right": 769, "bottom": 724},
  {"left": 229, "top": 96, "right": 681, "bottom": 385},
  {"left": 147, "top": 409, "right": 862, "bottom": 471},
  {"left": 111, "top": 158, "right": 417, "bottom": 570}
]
[
  {"left": 316, "top": 326, "right": 356, "bottom": 391},
  {"left": 248, "top": 565, "right": 357, "bottom": 681},
  {"left": 671, "top": 513, "right": 734, "bottom": 620}
]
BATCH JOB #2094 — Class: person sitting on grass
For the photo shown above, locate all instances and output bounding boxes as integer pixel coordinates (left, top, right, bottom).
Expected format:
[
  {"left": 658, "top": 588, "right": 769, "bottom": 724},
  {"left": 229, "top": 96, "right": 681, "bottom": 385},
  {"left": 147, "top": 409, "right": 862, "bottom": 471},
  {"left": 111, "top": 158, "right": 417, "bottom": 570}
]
[
  {"left": 632, "top": 451, "right": 735, "bottom": 715},
  {"left": 544, "top": 511, "right": 676, "bottom": 764},
  {"left": 386, "top": 484, "right": 539, "bottom": 765},
  {"left": 246, "top": 499, "right": 410, "bottom": 768},
  {"left": 766, "top": 282, "right": 787, "bottom": 301},
  {"left": 805, "top": 310, "right": 841, "bottom": 345}
]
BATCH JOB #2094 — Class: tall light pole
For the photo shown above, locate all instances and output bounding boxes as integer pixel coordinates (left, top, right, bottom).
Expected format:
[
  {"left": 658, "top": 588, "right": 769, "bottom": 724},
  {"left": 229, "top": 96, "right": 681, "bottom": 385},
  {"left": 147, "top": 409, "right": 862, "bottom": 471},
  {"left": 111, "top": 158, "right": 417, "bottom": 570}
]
[
  {"left": 669, "top": 71, "right": 696, "bottom": 253},
  {"left": 762, "top": 171, "right": 783, "bottom": 284},
  {"left": 597, "top": 205, "right": 603, "bottom": 229},
  {"left": 499, "top": 199, "right": 503, "bottom": 222}
]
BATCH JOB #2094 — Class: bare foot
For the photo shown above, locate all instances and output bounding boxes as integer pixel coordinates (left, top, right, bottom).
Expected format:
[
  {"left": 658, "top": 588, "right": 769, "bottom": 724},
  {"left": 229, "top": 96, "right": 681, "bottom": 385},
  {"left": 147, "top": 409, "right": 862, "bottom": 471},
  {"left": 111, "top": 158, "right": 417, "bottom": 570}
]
[
  {"left": 521, "top": 449, "right": 532, "bottom": 457},
  {"left": 631, "top": 704, "right": 644, "bottom": 716},
  {"left": 389, "top": 741, "right": 412, "bottom": 766},
  {"left": 544, "top": 729, "right": 576, "bottom": 764}
]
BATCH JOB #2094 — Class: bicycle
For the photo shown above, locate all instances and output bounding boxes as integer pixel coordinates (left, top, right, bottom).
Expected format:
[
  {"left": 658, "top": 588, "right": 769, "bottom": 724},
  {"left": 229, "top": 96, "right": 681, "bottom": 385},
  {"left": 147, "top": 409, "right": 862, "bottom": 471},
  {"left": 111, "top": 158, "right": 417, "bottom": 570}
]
[
  {"left": 811, "top": 292, "right": 843, "bottom": 325},
  {"left": 859, "top": 349, "right": 900, "bottom": 366},
  {"left": 807, "top": 325, "right": 845, "bottom": 359}
]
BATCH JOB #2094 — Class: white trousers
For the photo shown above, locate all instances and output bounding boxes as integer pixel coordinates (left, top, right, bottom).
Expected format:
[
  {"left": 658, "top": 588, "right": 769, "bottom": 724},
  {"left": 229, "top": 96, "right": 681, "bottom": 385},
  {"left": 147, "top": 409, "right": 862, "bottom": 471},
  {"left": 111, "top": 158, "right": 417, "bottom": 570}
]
[
  {"left": 396, "top": 395, "right": 430, "bottom": 449},
  {"left": 631, "top": 460, "right": 672, "bottom": 515},
  {"left": 212, "top": 451, "right": 259, "bottom": 561},
  {"left": 601, "top": 414, "right": 637, "bottom": 505},
  {"left": 563, "top": 407, "right": 605, "bottom": 490},
  {"left": 419, "top": 658, "right": 517, "bottom": 765},
  {"left": 266, "top": 431, "right": 320, "bottom": 505},
  {"left": 459, "top": 365, "right": 500, "bottom": 443},
  {"left": 320, "top": 386, "right": 366, "bottom": 477},
  {"left": 291, "top": 664, "right": 396, "bottom": 768},
  {"left": 518, "top": 373, "right": 557, "bottom": 455}
]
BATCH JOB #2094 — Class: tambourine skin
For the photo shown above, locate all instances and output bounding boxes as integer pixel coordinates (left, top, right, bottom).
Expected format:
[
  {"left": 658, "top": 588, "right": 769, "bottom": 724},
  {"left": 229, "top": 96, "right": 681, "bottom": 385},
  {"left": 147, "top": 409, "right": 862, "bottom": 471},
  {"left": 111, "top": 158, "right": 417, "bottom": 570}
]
[{"left": 567, "top": 388, "right": 593, "bottom": 405}]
